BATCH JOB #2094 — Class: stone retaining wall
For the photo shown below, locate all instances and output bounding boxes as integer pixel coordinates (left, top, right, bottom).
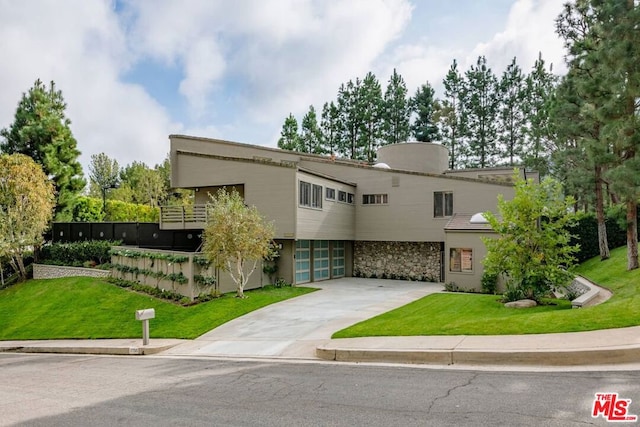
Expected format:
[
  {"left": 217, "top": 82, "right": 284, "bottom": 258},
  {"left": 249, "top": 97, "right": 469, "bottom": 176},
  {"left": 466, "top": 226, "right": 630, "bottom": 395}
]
[
  {"left": 33, "top": 264, "right": 111, "bottom": 280},
  {"left": 353, "top": 241, "right": 442, "bottom": 282}
]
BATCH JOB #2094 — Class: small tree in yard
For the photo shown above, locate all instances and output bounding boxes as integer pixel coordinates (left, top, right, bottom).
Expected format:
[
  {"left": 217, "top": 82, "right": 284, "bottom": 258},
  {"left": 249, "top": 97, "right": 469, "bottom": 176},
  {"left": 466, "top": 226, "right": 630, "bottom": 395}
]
[
  {"left": 482, "top": 175, "right": 578, "bottom": 302},
  {"left": 202, "top": 189, "right": 275, "bottom": 298},
  {"left": 0, "top": 154, "right": 55, "bottom": 281}
]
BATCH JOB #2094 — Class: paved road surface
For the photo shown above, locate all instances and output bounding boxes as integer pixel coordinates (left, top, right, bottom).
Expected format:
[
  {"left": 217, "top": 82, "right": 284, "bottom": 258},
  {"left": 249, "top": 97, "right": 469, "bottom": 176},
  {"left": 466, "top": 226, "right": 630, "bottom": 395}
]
[{"left": 2, "top": 353, "right": 639, "bottom": 426}]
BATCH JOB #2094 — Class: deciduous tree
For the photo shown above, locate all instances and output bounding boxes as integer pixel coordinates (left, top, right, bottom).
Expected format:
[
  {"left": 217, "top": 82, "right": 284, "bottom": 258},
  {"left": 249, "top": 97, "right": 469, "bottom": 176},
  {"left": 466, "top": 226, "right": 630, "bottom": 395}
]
[
  {"left": 482, "top": 175, "right": 578, "bottom": 302},
  {"left": 0, "top": 154, "right": 55, "bottom": 281},
  {"left": 202, "top": 188, "right": 275, "bottom": 298}
]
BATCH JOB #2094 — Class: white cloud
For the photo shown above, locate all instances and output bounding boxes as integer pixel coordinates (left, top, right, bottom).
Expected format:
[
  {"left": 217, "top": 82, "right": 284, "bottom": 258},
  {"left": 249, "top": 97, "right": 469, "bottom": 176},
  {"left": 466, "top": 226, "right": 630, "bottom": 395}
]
[
  {"left": 469, "top": 0, "right": 566, "bottom": 74},
  {"left": 123, "top": 0, "right": 413, "bottom": 124},
  {"left": 375, "top": 0, "right": 566, "bottom": 100},
  {"left": 0, "top": 0, "right": 179, "bottom": 173}
]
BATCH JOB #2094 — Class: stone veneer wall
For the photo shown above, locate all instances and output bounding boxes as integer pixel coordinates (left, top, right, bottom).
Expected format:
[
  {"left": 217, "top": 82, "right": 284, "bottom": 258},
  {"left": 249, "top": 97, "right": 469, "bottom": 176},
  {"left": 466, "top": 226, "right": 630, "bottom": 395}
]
[
  {"left": 33, "top": 264, "right": 111, "bottom": 280},
  {"left": 353, "top": 241, "right": 442, "bottom": 282}
]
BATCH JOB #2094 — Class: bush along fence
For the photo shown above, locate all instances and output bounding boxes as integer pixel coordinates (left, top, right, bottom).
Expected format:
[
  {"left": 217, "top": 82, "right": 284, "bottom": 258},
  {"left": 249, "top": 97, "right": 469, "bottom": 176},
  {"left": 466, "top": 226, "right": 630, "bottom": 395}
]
[{"left": 109, "top": 246, "right": 267, "bottom": 300}]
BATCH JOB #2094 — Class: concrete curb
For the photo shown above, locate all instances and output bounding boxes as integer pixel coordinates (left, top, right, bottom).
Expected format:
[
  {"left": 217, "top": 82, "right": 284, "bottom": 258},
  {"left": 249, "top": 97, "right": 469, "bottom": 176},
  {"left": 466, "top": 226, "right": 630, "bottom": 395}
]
[
  {"left": 317, "top": 345, "right": 640, "bottom": 366},
  {"left": 0, "top": 340, "right": 185, "bottom": 356}
]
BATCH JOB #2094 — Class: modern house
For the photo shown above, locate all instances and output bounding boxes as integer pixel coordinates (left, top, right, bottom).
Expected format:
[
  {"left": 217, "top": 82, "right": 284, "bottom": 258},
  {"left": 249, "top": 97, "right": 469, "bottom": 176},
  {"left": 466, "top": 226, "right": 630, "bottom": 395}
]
[{"left": 164, "top": 134, "right": 535, "bottom": 291}]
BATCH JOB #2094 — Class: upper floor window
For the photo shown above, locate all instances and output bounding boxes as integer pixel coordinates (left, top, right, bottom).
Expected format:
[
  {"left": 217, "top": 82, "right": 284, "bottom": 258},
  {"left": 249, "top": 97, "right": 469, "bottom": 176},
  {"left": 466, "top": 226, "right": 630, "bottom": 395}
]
[
  {"left": 362, "top": 194, "right": 388, "bottom": 205},
  {"left": 434, "top": 191, "right": 453, "bottom": 217},
  {"left": 326, "top": 187, "right": 336, "bottom": 200},
  {"left": 337, "top": 190, "right": 355, "bottom": 204},
  {"left": 299, "top": 180, "right": 322, "bottom": 209}
]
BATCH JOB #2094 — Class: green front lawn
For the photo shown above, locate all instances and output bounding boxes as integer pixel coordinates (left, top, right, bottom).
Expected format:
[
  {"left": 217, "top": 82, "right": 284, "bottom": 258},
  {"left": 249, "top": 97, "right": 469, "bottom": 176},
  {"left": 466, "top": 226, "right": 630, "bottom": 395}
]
[
  {"left": 0, "top": 277, "right": 315, "bottom": 340},
  {"left": 333, "top": 245, "right": 640, "bottom": 338}
]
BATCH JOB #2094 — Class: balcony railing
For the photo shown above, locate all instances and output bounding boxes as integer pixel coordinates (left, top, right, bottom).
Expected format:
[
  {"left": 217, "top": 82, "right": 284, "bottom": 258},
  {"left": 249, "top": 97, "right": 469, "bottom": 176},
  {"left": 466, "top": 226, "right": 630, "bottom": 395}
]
[{"left": 160, "top": 205, "right": 207, "bottom": 230}]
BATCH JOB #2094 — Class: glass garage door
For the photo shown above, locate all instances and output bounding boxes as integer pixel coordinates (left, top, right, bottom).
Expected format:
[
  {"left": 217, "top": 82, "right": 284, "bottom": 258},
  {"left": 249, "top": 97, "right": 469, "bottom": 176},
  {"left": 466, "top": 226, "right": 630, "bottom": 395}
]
[
  {"left": 313, "top": 240, "right": 330, "bottom": 281},
  {"left": 295, "top": 240, "right": 311, "bottom": 284},
  {"left": 332, "top": 241, "right": 345, "bottom": 278}
]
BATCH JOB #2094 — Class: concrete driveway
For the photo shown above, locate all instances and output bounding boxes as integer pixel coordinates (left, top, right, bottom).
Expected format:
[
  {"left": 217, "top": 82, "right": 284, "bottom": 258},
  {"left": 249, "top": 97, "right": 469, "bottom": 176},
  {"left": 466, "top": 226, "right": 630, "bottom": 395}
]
[{"left": 163, "top": 278, "right": 442, "bottom": 359}]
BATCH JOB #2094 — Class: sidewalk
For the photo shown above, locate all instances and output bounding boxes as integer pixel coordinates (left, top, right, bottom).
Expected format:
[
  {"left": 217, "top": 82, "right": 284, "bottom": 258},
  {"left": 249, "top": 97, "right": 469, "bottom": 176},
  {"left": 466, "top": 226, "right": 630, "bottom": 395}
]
[
  {"left": 316, "top": 326, "right": 640, "bottom": 366},
  {"left": 1, "top": 326, "right": 640, "bottom": 367}
]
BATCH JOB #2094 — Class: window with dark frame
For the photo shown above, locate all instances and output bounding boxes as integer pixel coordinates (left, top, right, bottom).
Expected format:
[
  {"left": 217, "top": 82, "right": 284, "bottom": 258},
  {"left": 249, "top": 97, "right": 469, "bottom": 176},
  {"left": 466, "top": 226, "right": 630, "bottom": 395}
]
[
  {"left": 362, "top": 194, "right": 388, "bottom": 205},
  {"left": 299, "top": 181, "right": 311, "bottom": 207},
  {"left": 434, "top": 191, "right": 453, "bottom": 217},
  {"left": 326, "top": 187, "right": 336, "bottom": 200},
  {"left": 347, "top": 193, "right": 354, "bottom": 204},
  {"left": 299, "top": 181, "right": 322, "bottom": 209},
  {"left": 312, "top": 184, "right": 323, "bottom": 209},
  {"left": 338, "top": 190, "right": 347, "bottom": 202}
]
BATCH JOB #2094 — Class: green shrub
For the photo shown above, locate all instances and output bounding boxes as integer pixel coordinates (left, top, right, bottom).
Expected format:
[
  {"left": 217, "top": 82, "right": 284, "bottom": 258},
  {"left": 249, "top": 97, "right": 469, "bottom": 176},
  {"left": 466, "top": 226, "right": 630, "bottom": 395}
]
[
  {"left": 481, "top": 271, "right": 498, "bottom": 294},
  {"left": 41, "top": 240, "right": 120, "bottom": 266},
  {"left": 72, "top": 196, "right": 159, "bottom": 222}
]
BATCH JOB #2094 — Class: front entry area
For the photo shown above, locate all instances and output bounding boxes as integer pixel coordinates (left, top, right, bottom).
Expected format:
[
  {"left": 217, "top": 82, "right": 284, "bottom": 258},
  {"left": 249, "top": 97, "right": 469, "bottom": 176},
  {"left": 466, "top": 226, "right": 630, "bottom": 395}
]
[{"left": 295, "top": 240, "right": 348, "bottom": 284}]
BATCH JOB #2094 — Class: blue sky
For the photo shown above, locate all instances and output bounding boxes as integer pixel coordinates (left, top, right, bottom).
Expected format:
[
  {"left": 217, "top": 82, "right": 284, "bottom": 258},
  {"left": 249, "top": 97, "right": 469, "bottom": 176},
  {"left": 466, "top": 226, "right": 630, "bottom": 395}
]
[{"left": 0, "top": 0, "right": 566, "bottom": 174}]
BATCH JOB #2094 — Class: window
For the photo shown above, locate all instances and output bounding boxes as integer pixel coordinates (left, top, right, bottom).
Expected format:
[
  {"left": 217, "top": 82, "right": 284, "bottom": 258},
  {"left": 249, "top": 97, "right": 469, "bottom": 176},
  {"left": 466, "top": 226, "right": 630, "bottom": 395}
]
[
  {"left": 434, "top": 191, "right": 453, "bottom": 217},
  {"left": 338, "top": 191, "right": 347, "bottom": 202},
  {"left": 347, "top": 193, "right": 354, "bottom": 204},
  {"left": 450, "top": 248, "right": 473, "bottom": 272},
  {"left": 326, "top": 187, "right": 336, "bottom": 200},
  {"left": 312, "top": 184, "right": 322, "bottom": 209},
  {"left": 299, "top": 181, "right": 311, "bottom": 207},
  {"left": 299, "top": 181, "right": 322, "bottom": 209},
  {"left": 362, "top": 194, "right": 388, "bottom": 205}
]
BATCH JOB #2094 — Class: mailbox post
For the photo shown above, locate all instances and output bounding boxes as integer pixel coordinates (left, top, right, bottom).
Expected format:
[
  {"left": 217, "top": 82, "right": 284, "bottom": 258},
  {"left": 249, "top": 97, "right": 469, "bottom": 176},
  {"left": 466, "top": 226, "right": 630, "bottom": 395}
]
[{"left": 135, "top": 308, "right": 155, "bottom": 346}]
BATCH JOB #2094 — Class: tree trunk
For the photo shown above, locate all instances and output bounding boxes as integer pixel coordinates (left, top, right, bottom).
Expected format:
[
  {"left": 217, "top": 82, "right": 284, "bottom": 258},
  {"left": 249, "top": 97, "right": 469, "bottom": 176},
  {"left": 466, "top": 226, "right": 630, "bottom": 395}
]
[
  {"left": 236, "top": 256, "right": 245, "bottom": 298},
  {"left": 627, "top": 199, "right": 638, "bottom": 270},
  {"left": 594, "top": 165, "right": 610, "bottom": 260}
]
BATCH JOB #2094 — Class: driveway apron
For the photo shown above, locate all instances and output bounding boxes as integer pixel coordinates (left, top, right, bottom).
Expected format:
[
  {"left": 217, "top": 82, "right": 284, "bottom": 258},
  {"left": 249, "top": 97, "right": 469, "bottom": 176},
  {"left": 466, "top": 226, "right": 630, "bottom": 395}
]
[{"left": 163, "top": 278, "right": 442, "bottom": 359}]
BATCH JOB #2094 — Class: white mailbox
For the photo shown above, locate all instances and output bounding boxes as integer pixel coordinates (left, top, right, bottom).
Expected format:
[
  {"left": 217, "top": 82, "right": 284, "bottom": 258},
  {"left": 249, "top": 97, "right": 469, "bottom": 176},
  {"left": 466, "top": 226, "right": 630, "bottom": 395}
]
[
  {"left": 135, "top": 308, "right": 155, "bottom": 321},
  {"left": 135, "top": 308, "right": 155, "bottom": 346}
]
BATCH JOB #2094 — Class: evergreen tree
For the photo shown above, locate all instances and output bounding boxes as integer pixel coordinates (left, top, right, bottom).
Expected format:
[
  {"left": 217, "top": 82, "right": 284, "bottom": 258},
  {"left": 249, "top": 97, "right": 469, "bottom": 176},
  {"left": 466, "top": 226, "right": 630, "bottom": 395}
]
[
  {"left": 440, "top": 60, "right": 467, "bottom": 169},
  {"left": 463, "top": 56, "right": 499, "bottom": 168},
  {"left": 382, "top": 68, "right": 411, "bottom": 145},
  {"left": 300, "top": 105, "right": 323, "bottom": 154},
  {"left": 359, "top": 72, "right": 384, "bottom": 163},
  {"left": 556, "top": 0, "right": 640, "bottom": 268},
  {"left": 320, "top": 101, "right": 340, "bottom": 156},
  {"left": 497, "top": 57, "right": 528, "bottom": 166},
  {"left": 556, "top": 4, "right": 615, "bottom": 260},
  {"left": 410, "top": 82, "right": 440, "bottom": 143},
  {"left": 523, "top": 53, "right": 556, "bottom": 175},
  {"left": 277, "top": 113, "right": 301, "bottom": 152},
  {"left": 337, "top": 78, "right": 364, "bottom": 160},
  {"left": 0, "top": 79, "right": 85, "bottom": 220}
]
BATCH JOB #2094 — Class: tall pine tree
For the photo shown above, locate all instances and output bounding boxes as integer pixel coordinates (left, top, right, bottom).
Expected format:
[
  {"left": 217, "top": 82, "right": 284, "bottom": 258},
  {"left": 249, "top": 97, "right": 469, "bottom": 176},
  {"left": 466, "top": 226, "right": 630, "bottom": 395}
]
[
  {"left": 277, "top": 113, "right": 301, "bottom": 151},
  {"left": 440, "top": 60, "right": 466, "bottom": 169},
  {"left": 359, "top": 72, "right": 384, "bottom": 163},
  {"left": 300, "top": 105, "right": 323, "bottom": 154},
  {"left": 463, "top": 56, "right": 499, "bottom": 168},
  {"left": 497, "top": 57, "right": 528, "bottom": 166},
  {"left": 320, "top": 101, "right": 340, "bottom": 156},
  {"left": 1, "top": 79, "right": 85, "bottom": 220},
  {"left": 382, "top": 68, "right": 411, "bottom": 145},
  {"left": 410, "top": 82, "right": 440, "bottom": 143}
]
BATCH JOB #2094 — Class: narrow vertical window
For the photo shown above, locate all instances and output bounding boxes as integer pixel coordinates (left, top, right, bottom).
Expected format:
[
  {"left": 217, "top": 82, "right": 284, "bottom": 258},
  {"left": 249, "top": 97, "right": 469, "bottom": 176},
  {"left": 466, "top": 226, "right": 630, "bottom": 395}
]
[{"left": 434, "top": 191, "right": 453, "bottom": 217}]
